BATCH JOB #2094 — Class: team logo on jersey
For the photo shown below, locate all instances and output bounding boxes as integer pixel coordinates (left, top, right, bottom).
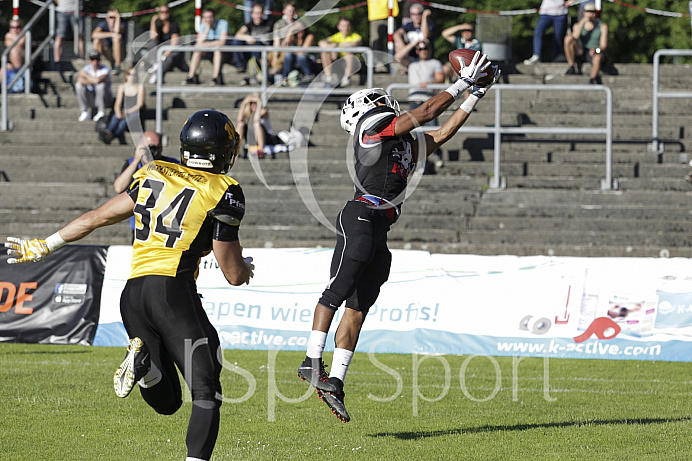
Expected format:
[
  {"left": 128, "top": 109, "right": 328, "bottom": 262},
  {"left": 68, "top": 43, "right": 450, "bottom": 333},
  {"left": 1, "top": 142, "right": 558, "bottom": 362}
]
[
  {"left": 224, "top": 191, "right": 246, "bottom": 212},
  {"left": 391, "top": 143, "right": 414, "bottom": 179}
]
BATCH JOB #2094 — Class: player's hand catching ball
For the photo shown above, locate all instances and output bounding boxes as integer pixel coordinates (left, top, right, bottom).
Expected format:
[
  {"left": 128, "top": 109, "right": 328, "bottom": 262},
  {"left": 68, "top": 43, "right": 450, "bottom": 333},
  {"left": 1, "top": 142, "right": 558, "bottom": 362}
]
[{"left": 471, "top": 65, "right": 502, "bottom": 99}]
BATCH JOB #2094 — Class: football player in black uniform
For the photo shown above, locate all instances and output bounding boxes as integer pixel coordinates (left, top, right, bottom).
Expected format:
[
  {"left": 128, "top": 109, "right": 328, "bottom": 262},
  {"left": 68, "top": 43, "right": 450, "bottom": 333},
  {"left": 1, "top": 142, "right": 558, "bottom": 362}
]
[
  {"left": 5, "top": 110, "right": 254, "bottom": 461},
  {"left": 298, "top": 52, "right": 500, "bottom": 422}
]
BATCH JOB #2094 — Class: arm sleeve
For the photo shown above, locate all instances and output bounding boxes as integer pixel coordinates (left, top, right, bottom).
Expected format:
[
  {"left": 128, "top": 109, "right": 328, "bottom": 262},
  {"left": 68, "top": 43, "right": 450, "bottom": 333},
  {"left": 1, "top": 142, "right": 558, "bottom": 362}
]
[
  {"left": 361, "top": 110, "right": 397, "bottom": 145},
  {"left": 209, "top": 183, "right": 245, "bottom": 241}
]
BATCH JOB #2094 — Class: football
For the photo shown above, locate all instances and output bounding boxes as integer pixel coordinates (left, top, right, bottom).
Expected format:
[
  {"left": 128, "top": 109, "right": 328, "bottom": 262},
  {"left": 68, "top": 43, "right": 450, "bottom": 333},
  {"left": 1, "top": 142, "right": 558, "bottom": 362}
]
[{"left": 449, "top": 48, "right": 493, "bottom": 85}]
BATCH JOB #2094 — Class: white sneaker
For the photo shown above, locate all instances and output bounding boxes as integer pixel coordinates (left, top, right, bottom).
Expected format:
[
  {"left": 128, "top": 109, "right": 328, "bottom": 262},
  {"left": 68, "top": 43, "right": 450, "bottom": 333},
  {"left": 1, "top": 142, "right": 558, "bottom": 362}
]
[
  {"left": 78, "top": 111, "right": 90, "bottom": 122},
  {"left": 523, "top": 55, "right": 540, "bottom": 65},
  {"left": 340, "top": 76, "right": 351, "bottom": 88},
  {"left": 149, "top": 74, "right": 157, "bottom": 84},
  {"left": 93, "top": 111, "right": 105, "bottom": 122}
]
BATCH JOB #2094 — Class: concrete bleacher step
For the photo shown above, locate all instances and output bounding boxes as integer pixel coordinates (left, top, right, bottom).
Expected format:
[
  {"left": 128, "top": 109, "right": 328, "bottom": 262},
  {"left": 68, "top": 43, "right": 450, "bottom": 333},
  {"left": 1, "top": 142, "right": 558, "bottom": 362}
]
[{"left": 1, "top": 60, "right": 691, "bottom": 256}]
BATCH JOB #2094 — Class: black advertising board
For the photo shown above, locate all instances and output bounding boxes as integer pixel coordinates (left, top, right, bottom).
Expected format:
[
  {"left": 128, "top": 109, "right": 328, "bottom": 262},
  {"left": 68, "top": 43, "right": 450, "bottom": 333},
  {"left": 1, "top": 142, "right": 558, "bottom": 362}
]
[{"left": 0, "top": 245, "right": 107, "bottom": 345}]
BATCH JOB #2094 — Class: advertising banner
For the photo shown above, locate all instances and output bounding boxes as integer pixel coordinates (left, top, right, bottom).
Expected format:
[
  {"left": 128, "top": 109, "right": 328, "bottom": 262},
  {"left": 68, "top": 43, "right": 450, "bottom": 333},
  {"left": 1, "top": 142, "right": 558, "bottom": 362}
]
[
  {"left": 95, "top": 247, "right": 692, "bottom": 362},
  {"left": 0, "top": 245, "right": 107, "bottom": 345}
]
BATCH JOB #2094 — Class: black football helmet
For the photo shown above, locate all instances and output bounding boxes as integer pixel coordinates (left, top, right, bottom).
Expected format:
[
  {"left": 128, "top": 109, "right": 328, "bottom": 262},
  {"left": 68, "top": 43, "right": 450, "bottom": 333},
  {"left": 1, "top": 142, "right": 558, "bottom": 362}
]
[{"left": 180, "top": 110, "right": 240, "bottom": 174}]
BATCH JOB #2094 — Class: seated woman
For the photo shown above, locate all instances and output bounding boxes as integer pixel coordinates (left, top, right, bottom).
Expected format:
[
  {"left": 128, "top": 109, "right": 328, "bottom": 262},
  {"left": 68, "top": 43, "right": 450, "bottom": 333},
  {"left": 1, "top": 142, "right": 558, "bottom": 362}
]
[
  {"left": 100, "top": 68, "right": 144, "bottom": 144},
  {"left": 236, "top": 94, "right": 290, "bottom": 159},
  {"left": 281, "top": 20, "right": 317, "bottom": 84},
  {"left": 146, "top": 5, "right": 189, "bottom": 84}
]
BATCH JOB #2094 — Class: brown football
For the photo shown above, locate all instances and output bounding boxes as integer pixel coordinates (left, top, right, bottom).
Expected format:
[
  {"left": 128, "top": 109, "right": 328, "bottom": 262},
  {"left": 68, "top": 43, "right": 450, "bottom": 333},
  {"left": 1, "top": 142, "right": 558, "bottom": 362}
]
[{"left": 449, "top": 48, "right": 493, "bottom": 85}]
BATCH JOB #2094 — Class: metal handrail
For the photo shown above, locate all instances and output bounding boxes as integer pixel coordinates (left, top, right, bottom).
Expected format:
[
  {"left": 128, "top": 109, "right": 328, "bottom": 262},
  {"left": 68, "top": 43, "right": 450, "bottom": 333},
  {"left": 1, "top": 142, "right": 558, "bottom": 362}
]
[
  {"left": 154, "top": 44, "right": 374, "bottom": 133},
  {"left": 386, "top": 83, "right": 614, "bottom": 190},
  {"left": 1, "top": 0, "right": 55, "bottom": 131},
  {"left": 650, "top": 49, "right": 692, "bottom": 154}
]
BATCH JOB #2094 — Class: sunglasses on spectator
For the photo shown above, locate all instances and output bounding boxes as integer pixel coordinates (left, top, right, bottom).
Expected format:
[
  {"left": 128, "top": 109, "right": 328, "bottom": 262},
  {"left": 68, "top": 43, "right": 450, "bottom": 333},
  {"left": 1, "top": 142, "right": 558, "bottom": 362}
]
[
  {"left": 107, "top": 16, "right": 116, "bottom": 19},
  {"left": 10, "top": 25, "right": 21, "bottom": 29}
]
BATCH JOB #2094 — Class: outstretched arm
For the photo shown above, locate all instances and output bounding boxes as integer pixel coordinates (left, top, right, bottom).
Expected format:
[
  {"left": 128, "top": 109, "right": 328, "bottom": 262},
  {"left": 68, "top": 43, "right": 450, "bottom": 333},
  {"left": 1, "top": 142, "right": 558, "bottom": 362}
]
[
  {"left": 5, "top": 193, "right": 134, "bottom": 264},
  {"left": 395, "top": 51, "right": 490, "bottom": 136},
  {"left": 418, "top": 65, "right": 501, "bottom": 157}
]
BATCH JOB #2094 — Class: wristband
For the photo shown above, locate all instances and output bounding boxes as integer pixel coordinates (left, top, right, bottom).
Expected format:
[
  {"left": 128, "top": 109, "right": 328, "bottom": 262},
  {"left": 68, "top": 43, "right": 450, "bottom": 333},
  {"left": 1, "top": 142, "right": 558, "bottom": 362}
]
[
  {"left": 459, "top": 94, "right": 480, "bottom": 114},
  {"left": 45, "top": 232, "right": 67, "bottom": 252},
  {"left": 444, "top": 79, "right": 470, "bottom": 100}
]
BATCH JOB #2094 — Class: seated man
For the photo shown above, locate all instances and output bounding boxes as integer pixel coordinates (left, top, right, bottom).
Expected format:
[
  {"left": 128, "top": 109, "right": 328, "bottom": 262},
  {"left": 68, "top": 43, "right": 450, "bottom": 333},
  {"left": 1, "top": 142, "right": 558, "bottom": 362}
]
[
  {"left": 184, "top": 7, "right": 229, "bottom": 86},
  {"left": 318, "top": 17, "right": 362, "bottom": 88},
  {"left": 392, "top": 4, "right": 434, "bottom": 71},
  {"left": 92, "top": 7, "right": 126, "bottom": 74},
  {"left": 75, "top": 51, "right": 112, "bottom": 122},
  {"left": 564, "top": 2, "right": 608, "bottom": 84},
  {"left": 233, "top": 1, "right": 274, "bottom": 81}
]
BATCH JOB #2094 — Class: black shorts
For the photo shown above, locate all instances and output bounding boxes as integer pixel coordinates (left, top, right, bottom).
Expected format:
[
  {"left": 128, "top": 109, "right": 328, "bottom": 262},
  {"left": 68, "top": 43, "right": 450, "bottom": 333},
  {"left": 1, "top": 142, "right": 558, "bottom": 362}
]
[
  {"left": 318, "top": 200, "right": 393, "bottom": 313},
  {"left": 120, "top": 275, "right": 222, "bottom": 405}
]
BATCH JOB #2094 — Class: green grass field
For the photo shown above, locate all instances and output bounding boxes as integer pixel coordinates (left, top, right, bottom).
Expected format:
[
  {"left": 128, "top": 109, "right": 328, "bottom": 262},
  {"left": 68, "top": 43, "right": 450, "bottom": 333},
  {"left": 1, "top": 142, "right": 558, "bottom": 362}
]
[{"left": 1, "top": 342, "right": 690, "bottom": 460}]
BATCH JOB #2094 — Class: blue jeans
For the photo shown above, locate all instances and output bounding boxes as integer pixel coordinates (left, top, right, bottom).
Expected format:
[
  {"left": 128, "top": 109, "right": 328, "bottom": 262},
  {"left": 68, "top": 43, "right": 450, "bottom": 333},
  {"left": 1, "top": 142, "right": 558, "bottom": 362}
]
[
  {"left": 282, "top": 52, "right": 316, "bottom": 78},
  {"left": 232, "top": 38, "right": 263, "bottom": 69},
  {"left": 533, "top": 13, "right": 568, "bottom": 61},
  {"left": 107, "top": 112, "right": 137, "bottom": 137}
]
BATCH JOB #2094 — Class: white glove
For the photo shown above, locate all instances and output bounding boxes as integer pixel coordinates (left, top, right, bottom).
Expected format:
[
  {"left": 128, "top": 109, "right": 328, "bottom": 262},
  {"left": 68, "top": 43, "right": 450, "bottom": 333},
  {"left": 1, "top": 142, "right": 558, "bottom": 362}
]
[
  {"left": 243, "top": 256, "right": 255, "bottom": 284},
  {"left": 445, "top": 52, "right": 490, "bottom": 100},
  {"left": 6, "top": 237, "right": 50, "bottom": 264},
  {"left": 470, "top": 65, "right": 501, "bottom": 99}
]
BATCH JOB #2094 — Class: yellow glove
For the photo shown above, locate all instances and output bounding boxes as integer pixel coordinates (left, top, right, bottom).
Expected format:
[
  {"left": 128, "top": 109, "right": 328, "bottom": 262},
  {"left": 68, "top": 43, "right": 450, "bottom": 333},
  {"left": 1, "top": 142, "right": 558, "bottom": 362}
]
[
  {"left": 5, "top": 237, "right": 50, "bottom": 264},
  {"left": 5, "top": 233, "right": 66, "bottom": 264}
]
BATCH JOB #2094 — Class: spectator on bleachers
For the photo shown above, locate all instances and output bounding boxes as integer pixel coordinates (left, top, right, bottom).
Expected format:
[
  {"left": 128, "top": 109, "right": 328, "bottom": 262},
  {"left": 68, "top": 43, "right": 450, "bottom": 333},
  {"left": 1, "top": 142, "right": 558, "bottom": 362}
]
[
  {"left": 236, "top": 94, "right": 290, "bottom": 159},
  {"left": 53, "top": 0, "right": 84, "bottom": 68},
  {"left": 184, "top": 8, "right": 230, "bottom": 86},
  {"left": 523, "top": 0, "right": 572, "bottom": 65},
  {"left": 441, "top": 23, "right": 482, "bottom": 82},
  {"left": 146, "top": 4, "right": 189, "bottom": 84},
  {"left": 270, "top": 2, "right": 299, "bottom": 77},
  {"left": 99, "top": 68, "right": 145, "bottom": 145},
  {"left": 564, "top": 3, "right": 608, "bottom": 84},
  {"left": 5, "top": 18, "right": 26, "bottom": 71},
  {"left": 318, "top": 17, "right": 362, "bottom": 88},
  {"left": 75, "top": 51, "right": 112, "bottom": 122},
  {"left": 392, "top": 4, "right": 434, "bottom": 71},
  {"left": 92, "top": 7, "right": 126, "bottom": 75},
  {"left": 233, "top": 2, "right": 274, "bottom": 84},
  {"left": 113, "top": 131, "right": 180, "bottom": 242},
  {"left": 281, "top": 20, "right": 317, "bottom": 84},
  {"left": 243, "top": 0, "right": 274, "bottom": 24}
]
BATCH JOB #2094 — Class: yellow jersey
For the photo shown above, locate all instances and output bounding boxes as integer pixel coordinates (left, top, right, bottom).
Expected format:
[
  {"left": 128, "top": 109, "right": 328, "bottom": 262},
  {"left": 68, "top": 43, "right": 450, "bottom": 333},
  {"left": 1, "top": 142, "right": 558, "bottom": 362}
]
[{"left": 127, "top": 161, "right": 245, "bottom": 280}]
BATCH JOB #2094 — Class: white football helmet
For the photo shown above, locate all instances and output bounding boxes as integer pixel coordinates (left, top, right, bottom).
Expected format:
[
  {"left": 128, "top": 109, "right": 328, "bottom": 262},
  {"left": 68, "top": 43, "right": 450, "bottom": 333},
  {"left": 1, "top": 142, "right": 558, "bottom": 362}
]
[{"left": 340, "top": 88, "right": 400, "bottom": 135}]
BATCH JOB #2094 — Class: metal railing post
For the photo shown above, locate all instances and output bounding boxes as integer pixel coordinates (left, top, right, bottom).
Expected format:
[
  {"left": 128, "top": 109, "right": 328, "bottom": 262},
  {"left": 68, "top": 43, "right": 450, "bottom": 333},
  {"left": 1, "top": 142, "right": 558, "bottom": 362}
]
[
  {"left": 492, "top": 85, "right": 502, "bottom": 189},
  {"left": 650, "top": 49, "right": 692, "bottom": 154}
]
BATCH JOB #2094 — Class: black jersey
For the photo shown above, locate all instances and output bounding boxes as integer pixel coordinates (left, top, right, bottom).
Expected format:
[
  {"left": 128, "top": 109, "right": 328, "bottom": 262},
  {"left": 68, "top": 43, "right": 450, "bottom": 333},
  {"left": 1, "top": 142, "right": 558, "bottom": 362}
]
[{"left": 352, "top": 106, "right": 415, "bottom": 212}]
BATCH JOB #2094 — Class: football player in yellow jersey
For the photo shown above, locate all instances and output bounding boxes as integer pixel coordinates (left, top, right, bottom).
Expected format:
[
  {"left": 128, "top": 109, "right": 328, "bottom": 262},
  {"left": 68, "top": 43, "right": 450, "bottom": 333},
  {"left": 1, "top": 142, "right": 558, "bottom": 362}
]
[{"left": 5, "top": 110, "right": 254, "bottom": 461}]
